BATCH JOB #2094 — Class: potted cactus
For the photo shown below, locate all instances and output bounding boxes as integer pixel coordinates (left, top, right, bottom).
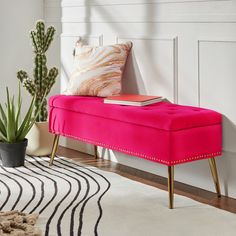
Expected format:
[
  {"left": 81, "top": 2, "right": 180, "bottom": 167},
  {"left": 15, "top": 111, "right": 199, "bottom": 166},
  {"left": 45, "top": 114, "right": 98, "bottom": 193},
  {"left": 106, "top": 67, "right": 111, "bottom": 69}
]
[
  {"left": 17, "top": 21, "right": 58, "bottom": 156},
  {"left": 0, "top": 86, "right": 44, "bottom": 167}
]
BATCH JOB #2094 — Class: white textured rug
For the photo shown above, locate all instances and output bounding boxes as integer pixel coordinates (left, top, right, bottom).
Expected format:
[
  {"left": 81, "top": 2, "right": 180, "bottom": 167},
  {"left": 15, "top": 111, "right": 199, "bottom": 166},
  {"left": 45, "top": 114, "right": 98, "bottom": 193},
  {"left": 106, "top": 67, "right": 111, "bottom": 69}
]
[{"left": 0, "top": 156, "right": 235, "bottom": 236}]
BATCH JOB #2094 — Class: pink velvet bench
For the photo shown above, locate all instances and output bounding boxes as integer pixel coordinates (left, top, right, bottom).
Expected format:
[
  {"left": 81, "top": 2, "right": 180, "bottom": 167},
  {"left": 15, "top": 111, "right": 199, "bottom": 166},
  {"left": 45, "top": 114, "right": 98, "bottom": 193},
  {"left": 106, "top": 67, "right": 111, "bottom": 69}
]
[{"left": 48, "top": 95, "right": 222, "bottom": 209}]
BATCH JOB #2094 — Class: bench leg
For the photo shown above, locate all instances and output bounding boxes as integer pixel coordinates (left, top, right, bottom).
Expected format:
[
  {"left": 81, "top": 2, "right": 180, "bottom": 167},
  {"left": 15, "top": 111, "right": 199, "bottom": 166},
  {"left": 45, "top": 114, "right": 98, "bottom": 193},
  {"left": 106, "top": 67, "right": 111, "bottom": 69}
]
[
  {"left": 168, "top": 166, "right": 174, "bottom": 209},
  {"left": 49, "top": 135, "right": 60, "bottom": 166},
  {"left": 94, "top": 145, "right": 99, "bottom": 159},
  {"left": 208, "top": 157, "right": 221, "bottom": 197}
]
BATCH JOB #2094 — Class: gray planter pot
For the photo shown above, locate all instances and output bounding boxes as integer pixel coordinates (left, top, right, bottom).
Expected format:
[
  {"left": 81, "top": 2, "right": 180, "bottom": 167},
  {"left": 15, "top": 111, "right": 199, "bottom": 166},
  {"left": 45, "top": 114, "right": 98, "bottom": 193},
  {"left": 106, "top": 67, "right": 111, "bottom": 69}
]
[{"left": 0, "top": 139, "right": 28, "bottom": 167}]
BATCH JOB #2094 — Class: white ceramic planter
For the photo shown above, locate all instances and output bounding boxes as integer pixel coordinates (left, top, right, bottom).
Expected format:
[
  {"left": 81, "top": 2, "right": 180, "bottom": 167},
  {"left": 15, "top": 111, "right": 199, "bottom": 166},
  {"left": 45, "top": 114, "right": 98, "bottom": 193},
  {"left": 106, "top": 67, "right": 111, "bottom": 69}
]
[{"left": 26, "top": 121, "right": 54, "bottom": 156}]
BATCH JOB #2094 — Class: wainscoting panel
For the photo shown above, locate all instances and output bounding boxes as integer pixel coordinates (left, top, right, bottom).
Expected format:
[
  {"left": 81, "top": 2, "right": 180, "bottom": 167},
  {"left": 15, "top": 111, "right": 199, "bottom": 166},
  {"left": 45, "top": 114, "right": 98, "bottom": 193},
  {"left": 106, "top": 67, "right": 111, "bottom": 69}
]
[
  {"left": 198, "top": 40, "right": 236, "bottom": 152},
  {"left": 117, "top": 36, "right": 178, "bottom": 102},
  {"left": 45, "top": 0, "right": 236, "bottom": 198}
]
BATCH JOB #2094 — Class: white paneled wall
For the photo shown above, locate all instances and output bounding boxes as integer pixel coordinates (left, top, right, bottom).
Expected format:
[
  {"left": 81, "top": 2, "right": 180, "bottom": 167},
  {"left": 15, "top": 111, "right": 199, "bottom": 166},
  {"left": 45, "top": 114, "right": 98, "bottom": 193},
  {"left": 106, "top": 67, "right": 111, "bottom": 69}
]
[{"left": 45, "top": 0, "right": 236, "bottom": 198}]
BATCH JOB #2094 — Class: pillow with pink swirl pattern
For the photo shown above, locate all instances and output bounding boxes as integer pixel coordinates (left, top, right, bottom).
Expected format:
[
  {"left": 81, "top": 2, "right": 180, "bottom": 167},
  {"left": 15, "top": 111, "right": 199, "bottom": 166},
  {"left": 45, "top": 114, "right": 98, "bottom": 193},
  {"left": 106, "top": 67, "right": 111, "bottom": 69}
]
[{"left": 66, "top": 39, "right": 132, "bottom": 97}]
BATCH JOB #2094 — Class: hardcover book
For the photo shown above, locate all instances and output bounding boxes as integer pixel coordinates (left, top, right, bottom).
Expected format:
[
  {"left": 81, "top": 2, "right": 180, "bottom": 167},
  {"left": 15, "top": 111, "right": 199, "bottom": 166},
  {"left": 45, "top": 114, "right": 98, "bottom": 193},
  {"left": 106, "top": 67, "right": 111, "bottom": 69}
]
[{"left": 104, "top": 94, "right": 163, "bottom": 106}]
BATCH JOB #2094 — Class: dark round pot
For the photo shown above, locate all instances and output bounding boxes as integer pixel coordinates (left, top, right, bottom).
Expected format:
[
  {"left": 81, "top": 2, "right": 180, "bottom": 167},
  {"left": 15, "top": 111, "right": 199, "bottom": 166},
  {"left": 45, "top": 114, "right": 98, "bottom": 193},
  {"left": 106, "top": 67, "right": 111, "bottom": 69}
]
[{"left": 0, "top": 139, "right": 28, "bottom": 167}]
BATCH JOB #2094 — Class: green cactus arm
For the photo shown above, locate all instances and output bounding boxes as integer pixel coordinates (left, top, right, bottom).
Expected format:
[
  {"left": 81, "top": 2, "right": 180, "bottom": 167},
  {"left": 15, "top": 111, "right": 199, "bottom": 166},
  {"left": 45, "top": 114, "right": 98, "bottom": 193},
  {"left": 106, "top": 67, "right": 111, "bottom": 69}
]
[
  {"left": 23, "top": 78, "right": 36, "bottom": 96},
  {"left": 17, "top": 70, "right": 36, "bottom": 96},
  {"left": 36, "top": 21, "right": 45, "bottom": 52},
  {"left": 30, "top": 31, "right": 39, "bottom": 53},
  {"left": 17, "top": 70, "right": 29, "bottom": 83},
  {"left": 44, "top": 26, "right": 56, "bottom": 52},
  {"left": 44, "top": 67, "right": 58, "bottom": 96}
]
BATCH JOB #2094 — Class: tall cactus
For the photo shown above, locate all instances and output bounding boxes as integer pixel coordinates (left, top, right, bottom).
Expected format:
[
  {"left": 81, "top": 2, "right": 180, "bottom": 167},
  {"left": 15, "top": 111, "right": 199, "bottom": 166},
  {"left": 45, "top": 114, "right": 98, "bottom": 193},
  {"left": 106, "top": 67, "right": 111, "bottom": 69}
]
[{"left": 17, "top": 21, "right": 58, "bottom": 122}]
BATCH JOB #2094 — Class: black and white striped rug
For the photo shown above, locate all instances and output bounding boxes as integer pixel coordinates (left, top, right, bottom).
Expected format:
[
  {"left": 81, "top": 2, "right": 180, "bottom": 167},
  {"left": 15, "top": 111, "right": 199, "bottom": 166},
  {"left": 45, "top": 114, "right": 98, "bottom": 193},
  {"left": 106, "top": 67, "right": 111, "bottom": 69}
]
[{"left": 0, "top": 156, "right": 236, "bottom": 236}]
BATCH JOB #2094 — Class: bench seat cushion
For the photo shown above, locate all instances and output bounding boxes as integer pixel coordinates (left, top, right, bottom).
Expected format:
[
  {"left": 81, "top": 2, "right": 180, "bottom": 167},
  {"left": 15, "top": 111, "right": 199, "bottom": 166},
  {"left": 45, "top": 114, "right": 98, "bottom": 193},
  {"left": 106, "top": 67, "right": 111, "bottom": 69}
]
[{"left": 49, "top": 95, "right": 222, "bottom": 166}]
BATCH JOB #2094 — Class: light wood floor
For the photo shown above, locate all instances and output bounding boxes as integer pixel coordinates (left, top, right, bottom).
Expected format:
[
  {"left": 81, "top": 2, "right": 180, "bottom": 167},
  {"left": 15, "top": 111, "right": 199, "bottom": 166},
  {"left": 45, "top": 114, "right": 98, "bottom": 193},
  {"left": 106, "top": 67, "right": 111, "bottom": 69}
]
[{"left": 57, "top": 146, "right": 236, "bottom": 213}]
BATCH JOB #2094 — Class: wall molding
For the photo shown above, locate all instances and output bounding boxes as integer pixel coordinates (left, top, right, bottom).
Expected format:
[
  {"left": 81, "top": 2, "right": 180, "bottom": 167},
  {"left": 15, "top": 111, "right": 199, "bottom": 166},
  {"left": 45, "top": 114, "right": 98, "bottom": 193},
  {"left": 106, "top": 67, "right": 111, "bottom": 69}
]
[
  {"left": 46, "top": 0, "right": 231, "bottom": 8},
  {"left": 45, "top": 0, "right": 235, "bottom": 23},
  {"left": 46, "top": 14, "right": 236, "bottom": 25},
  {"left": 116, "top": 36, "right": 176, "bottom": 42},
  {"left": 60, "top": 34, "right": 103, "bottom": 46},
  {"left": 197, "top": 38, "right": 236, "bottom": 106},
  {"left": 116, "top": 36, "right": 178, "bottom": 103},
  {"left": 47, "top": 20, "right": 236, "bottom": 24}
]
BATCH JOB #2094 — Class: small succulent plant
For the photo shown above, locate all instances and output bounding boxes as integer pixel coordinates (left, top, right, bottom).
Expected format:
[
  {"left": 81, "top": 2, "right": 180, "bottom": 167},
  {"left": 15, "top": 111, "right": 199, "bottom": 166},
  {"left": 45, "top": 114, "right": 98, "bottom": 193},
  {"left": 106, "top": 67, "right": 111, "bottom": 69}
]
[
  {"left": 17, "top": 21, "right": 58, "bottom": 122},
  {"left": 0, "top": 85, "right": 44, "bottom": 143}
]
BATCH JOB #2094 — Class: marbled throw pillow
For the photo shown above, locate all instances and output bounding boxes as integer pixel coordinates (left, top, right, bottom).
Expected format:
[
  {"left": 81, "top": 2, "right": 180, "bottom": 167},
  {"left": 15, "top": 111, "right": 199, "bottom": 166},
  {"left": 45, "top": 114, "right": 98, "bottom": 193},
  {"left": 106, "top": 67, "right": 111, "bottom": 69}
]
[{"left": 66, "top": 40, "right": 132, "bottom": 97}]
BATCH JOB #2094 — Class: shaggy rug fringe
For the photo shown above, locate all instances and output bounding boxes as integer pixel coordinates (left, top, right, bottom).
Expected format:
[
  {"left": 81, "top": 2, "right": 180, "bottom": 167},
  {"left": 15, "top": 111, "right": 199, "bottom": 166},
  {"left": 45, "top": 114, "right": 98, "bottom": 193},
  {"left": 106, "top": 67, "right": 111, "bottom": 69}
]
[{"left": 0, "top": 211, "right": 41, "bottom": 236}]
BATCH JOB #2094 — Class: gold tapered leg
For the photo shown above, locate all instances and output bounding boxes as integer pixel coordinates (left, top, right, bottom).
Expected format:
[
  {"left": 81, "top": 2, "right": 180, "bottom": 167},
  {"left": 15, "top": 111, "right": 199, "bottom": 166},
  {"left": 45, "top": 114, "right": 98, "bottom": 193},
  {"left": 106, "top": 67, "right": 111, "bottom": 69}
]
[
  {"left": 208, "top": 157, "right": 221, "bottom": 197},
  {"left": 168, "top": 166, "right": 174, "bottom": 209},
  {"left": 94, "top": 145, "right": 99, "bottom": 159},
  {"left": 49, "top": 135, "right": 60, "bottom": 166}
]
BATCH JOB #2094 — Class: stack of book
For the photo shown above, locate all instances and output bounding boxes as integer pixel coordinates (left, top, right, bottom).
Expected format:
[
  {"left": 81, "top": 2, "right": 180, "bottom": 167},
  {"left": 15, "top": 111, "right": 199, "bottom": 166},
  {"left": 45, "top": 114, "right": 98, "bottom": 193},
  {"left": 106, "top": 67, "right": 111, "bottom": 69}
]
[{"left": 104, "top": 94, "right": 163, "bottom": 106}]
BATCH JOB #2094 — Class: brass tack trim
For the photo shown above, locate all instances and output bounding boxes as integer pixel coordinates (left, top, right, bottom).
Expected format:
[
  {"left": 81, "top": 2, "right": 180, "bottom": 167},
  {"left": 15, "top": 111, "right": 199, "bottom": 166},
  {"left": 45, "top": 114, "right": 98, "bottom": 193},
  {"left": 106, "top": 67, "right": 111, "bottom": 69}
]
[{"left": 50, "top": 131, "right": 221, "bottom": 165}]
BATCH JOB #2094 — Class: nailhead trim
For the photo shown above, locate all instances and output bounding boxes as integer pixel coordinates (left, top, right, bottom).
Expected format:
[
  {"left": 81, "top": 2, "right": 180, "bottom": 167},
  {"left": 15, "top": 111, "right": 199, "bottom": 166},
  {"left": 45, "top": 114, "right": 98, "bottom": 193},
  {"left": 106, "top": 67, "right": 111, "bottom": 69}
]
[{"left": 51, "top": 130, "right": 222, "bottom": 166}]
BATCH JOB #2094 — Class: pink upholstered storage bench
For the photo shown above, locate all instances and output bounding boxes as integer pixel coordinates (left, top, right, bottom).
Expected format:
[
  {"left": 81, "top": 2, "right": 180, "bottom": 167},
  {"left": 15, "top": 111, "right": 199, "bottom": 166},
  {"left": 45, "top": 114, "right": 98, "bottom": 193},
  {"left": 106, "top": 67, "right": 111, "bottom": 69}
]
[{"left": 49, "top": 95, "right": 222, "bottom": 209}]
